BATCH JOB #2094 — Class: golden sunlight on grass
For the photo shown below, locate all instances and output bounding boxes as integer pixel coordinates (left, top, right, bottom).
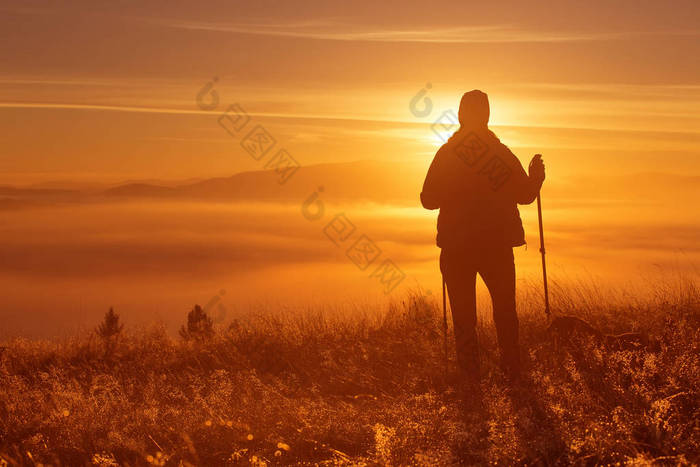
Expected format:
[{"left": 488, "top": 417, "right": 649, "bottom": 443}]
[{"left": 1, "top": 277, "right": 698, "bottom": 465}]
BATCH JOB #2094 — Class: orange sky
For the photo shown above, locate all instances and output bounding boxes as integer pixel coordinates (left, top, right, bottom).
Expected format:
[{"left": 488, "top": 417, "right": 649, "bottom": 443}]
[
  {"left": 1, "top": 1, "right": 699, "bottom": 336},
  {"left": 1, "top": 1, "right": 699, "bottom": 183}
]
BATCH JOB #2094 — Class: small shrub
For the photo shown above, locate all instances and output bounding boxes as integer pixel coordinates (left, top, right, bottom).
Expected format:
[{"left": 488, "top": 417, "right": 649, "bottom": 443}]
[
  {"left": 97, "top": 307, "right": 123, "bottom": 340},
  {"left": 179, "top": 304, "right": 214, "bottom": 341}
]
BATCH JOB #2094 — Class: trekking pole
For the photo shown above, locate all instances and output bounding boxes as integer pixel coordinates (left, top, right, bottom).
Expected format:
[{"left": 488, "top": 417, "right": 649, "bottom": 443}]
[
  {"left": 442, "top": 275, "right": 448, "bottom": 376},
  {"left": 536, "top": 191, "right": 551, "bottom": 319}
]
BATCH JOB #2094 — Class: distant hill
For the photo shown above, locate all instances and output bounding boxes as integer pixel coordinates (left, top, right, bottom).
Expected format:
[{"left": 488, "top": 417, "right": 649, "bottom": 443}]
[
  {"left": 4, "top": 161, "right": 699, "bottom": 210},
  {"left": 103, "top": 160, "right": 424, "bottom": 205},
  {"left": 104, "top": 183, "right": 178, "bottom": 197},
  {"left": 0, "top": 197, "right": 45, "bottom": 210},
  {"left": 0, "top": 186, "right": 77, "bottom": 197},
  {"left": 0, "top": 186, "right": 81, "bottom": 208}
]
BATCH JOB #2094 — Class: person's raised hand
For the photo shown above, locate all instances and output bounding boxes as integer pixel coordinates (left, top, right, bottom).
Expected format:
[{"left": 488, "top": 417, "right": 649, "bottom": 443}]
[{"left": 529, "top": 154, "right": 545, "bottom": 183}]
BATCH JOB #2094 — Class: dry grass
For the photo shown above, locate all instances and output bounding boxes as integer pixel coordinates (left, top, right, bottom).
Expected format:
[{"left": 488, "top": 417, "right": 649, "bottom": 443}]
[{"left": 0, "top": 277, "right": 698, "bottom": 466}]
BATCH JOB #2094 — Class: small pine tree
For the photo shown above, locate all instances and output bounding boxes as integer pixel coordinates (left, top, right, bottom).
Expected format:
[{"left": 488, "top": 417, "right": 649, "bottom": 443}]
[
  {"left": 180, "top": 304, "right": 214, "bottom": 341},
  {"left": 97, "top": 307, "right": 123, "bottom": 339}
]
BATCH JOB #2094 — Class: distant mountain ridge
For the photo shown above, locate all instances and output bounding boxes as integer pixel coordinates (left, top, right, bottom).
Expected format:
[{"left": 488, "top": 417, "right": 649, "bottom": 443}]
[
  {"left": 103, "top": 160, "right": 424, "bottom": 205},
  {"left": 3, "top": 161, "right": 699, "bottom": 210}
]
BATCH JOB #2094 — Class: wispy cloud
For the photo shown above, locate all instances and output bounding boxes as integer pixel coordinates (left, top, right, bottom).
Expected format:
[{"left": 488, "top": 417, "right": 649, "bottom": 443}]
[
  {"left": 0, "top": 101, "right": 420, "bottom": 125},
  {"left": 0, "top": 102, "right": 209, "bottom": 116},
  {"left": 4, "top": 101, "right": 700, "bottom": 140},
  {"left": 149, "top": 18, "right": 699, "bottom": 43}
]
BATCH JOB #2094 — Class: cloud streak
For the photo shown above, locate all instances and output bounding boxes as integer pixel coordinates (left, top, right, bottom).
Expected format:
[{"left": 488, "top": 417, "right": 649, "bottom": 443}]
[
  {"left": 3, "top": 101, "right": 700, "bottom": 137},
  {"left": 150, "top": 18, "right": 699, "bottom": 43}
]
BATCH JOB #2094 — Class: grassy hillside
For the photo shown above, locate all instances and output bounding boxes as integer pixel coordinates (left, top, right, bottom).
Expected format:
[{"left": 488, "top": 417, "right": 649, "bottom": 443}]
[{"left": 0, "top": 278, "right": 698, "bottom": 466}]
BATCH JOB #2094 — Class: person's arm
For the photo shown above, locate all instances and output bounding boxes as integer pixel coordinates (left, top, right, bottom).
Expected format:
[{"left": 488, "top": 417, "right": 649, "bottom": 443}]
[
  {"left": 420, "top": 146, "right": 448, "bottom": 210},
  {"left": 505, "top": 145, "right": 544, "bottom": 205},
  {"left": 518, "top": 154, "right": 545, "bottom": 204}
]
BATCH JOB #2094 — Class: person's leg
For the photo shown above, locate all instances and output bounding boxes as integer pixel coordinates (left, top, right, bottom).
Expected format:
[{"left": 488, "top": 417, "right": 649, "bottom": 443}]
[
  {"left": 440, "top": 249, "right": 479, "bottom": 380},
  {"left": 479, "top": 246, "right": 520, "bottom": 380}
]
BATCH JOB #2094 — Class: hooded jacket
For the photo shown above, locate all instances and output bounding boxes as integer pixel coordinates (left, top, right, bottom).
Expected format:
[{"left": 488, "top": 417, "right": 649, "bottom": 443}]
[{"left": 420, "top": 90, "right": 541, "bottom": 249}]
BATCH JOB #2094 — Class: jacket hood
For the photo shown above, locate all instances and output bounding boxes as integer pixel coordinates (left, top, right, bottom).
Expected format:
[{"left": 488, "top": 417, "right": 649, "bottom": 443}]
[{"left": 458, "top": 90, "right": 490, "bottom": 128}]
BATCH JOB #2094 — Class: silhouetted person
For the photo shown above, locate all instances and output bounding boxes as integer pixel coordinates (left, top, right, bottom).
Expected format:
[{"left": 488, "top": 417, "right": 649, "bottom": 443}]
[{"left": 421, "top": 90, "right": 545, "bottom": 383}]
